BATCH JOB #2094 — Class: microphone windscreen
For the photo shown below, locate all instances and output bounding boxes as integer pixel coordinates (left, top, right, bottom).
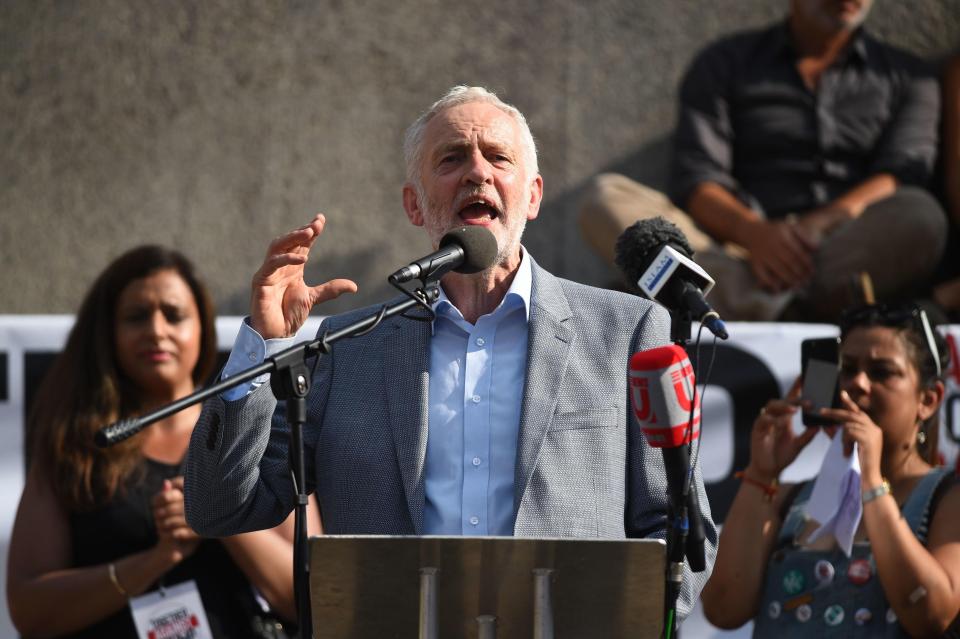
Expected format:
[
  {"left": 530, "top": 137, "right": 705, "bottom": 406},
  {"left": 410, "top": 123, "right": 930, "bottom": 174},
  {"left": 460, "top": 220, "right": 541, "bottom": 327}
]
[
  {"left": 614, "top": 217, "right": 694, "bottom": 288},
  {"left": 440, "top": 226, "right": 499, "bottom": 274},
  {"left": 629, "top": 344, "right": 700, "bottom": 448}
]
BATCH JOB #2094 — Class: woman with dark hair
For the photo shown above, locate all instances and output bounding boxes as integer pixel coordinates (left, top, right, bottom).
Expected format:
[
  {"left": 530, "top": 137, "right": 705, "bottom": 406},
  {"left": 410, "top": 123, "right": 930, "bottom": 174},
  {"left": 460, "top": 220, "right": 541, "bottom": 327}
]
[
  {"left": 702, "top": 303, "right": 960, "bottom": 637},
  {"left": 6, "top": 245, "right": 320, "bottom": 638}
]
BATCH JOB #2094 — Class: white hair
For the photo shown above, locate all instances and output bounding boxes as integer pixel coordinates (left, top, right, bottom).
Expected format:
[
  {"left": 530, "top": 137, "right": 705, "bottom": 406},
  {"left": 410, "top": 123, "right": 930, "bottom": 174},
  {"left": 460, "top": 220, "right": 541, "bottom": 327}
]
[{"left": 402, "top": 86, "right": 539, "bottom": 189}]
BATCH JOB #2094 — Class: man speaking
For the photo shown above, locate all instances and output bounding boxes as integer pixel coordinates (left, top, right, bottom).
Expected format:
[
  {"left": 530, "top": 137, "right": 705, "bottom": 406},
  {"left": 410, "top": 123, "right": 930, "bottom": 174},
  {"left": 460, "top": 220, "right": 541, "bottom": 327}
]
[{"left": 184, "top": 86, "right": 716, "bottom": 619}]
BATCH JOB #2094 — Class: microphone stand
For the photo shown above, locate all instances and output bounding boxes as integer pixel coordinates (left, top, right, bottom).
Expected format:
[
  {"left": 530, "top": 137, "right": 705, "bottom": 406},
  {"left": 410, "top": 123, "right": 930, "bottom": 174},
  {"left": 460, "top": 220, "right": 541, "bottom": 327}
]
[
  {"left": 661, "top": 312, "right": 707, "bottom": 639},
  {"left": 96, "top": 283, "right": 441, "bottom": 639}
]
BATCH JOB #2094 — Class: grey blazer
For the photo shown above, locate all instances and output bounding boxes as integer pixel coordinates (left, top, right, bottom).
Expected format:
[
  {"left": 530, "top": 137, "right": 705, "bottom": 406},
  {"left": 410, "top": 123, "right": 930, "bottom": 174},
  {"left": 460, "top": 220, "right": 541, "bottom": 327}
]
[{"left": 184, "top": 257, "right": 717, "bottom": 618}]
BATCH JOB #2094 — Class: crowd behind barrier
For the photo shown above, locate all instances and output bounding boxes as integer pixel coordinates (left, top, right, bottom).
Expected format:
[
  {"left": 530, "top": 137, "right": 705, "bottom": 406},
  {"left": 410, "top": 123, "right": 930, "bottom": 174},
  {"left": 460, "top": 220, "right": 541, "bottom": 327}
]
[{"left": 1, "top": 315, "right": 958, "bottom": 637}]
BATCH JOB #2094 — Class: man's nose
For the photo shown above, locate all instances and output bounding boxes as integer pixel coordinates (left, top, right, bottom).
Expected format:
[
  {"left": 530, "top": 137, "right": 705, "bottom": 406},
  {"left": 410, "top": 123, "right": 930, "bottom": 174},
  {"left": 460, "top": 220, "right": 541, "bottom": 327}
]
[{"left": 462, "top": 150, "right": 493, "bottom": 185}]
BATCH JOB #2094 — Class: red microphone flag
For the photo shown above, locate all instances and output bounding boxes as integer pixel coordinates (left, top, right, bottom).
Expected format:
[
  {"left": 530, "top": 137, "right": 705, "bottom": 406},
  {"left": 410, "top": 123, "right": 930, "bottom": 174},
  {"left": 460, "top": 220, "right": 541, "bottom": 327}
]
[{"left": 629, "top": 344, "right": 700, "bottom": 448}]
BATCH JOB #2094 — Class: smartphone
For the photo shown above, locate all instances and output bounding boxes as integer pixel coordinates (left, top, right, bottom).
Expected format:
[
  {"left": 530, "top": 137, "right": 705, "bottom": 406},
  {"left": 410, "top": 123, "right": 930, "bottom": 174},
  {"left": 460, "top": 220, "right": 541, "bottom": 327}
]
[{"left": 800, "top": 337, "right": 840, "bottom": 427}]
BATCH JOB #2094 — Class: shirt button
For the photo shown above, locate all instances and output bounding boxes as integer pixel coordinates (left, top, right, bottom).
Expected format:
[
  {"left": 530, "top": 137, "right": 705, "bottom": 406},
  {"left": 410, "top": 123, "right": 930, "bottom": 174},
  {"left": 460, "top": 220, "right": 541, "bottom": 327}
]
[
  {"left": 476, "top": 337, "right": 485, "bottom": 346},
  {"left": 469, "top": 516, "right": 480, "bottom": 526},
  {"left": 472, "top": 457, "right": 481, "bottom": 466},
  {"left": 248, "top": 352, "right": 257, "bottom": 362},
  {"left": 471, "top": 394, "right": 481, "bottom": 403}
]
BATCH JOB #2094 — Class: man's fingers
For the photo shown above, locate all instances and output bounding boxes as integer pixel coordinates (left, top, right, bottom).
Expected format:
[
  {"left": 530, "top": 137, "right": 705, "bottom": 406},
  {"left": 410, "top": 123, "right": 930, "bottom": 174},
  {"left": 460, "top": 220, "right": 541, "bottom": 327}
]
[
  {"left": 310, "top": 279, "right": 358, "bottom": 305},
  {"left": 264, "top": 214, "right": 326, "bottom": 257},
  {"left": 787, "top": 221, "right": 820, "bottom": 252},
  {"left": 752, "top": 263, "right": 781, "bottom": 292},
  {"left": 254, "top": 253, "right": 310, "bottom": 283}
]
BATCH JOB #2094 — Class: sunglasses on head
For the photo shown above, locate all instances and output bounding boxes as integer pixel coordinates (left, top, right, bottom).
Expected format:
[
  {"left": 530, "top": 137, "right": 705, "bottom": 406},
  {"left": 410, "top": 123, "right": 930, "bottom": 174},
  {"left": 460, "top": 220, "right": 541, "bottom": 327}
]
[{"left": 839, "top": 303, "right": 942, "bottom": 378}]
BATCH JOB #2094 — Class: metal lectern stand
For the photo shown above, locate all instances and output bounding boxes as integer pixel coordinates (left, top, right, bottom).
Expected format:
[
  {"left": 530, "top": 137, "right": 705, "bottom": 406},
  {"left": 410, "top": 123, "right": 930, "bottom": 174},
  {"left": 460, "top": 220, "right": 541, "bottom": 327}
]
[{"left": 308, "top": 535, "right": 665, "bottom": 639}]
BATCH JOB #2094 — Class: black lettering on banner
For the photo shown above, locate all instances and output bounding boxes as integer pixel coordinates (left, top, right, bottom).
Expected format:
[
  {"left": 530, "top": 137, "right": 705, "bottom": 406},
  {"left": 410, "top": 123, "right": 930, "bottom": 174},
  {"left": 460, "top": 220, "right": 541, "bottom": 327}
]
[
  {"left": 0, "top": 351, "right": 7, "bottom": 401},
  {"left": 21, "top": 352, "right": 58, "bottom": 467},
  {"left": 689, "top": 344, "right": 781, "bottom": 524},
  {"left": 946, "top": 393, "right": 960, "bottom": 444}
]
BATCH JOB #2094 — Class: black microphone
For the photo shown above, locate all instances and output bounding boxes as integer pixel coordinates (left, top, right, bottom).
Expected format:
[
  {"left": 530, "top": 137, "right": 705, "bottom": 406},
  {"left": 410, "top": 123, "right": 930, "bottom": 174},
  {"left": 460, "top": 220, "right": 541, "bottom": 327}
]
[
  {"left": 388, "top": 225, "right": 498, "bottom": 284},
  {"left": 615, "top": 217, "right": 728, "bottom": 340}
]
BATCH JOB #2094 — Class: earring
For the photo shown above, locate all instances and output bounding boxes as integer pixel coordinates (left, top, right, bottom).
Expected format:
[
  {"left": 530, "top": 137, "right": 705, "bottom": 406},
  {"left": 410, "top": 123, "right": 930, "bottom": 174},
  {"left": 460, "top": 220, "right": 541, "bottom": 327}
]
[{"left": 917, "top": 429, "right": 927, "bottom": 446}]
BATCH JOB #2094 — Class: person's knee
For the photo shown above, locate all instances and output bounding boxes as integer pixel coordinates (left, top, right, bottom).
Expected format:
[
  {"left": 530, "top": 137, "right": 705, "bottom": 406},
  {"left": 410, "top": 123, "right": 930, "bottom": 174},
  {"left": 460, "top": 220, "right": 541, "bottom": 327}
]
[
  {"left": 873, "top": 187, "right": 948, "bottom": 249},
  {"left": 580, "top": 173, "right": 633, "bottom": 217}
]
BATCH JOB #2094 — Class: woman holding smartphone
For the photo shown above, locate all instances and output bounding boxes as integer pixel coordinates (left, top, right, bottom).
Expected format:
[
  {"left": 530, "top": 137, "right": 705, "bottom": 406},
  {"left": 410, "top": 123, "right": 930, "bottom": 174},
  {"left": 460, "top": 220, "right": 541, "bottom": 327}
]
[{"left": 701, "top": 303, "right": 960, "bottom": 637}]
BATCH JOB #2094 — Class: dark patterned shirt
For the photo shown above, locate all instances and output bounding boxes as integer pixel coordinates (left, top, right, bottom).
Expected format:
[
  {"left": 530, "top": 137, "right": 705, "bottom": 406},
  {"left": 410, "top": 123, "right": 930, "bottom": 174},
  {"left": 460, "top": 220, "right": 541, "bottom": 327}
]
[{"left": 669, "top": 22, "right": 939, "bottom": 219}]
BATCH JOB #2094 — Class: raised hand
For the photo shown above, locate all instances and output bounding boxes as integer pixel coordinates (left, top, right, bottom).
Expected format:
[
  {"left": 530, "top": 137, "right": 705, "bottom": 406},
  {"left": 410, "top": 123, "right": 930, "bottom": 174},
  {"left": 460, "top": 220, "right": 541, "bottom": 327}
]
[
  {"left": 251, "top": 214, "right": 358, "bottom": 339},
  {"left": 819, "top": 390, "right": 885, "bottom": 487},
  {"left": 745, "top": 381, "right": 818, "bottom": 482}
]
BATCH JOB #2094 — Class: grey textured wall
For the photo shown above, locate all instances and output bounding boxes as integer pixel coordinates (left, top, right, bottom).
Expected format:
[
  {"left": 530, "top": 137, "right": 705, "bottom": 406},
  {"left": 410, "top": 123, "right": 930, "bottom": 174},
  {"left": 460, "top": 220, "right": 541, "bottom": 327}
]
[{"left": 2, "top": 1, "right": 958, "bottom": 316}]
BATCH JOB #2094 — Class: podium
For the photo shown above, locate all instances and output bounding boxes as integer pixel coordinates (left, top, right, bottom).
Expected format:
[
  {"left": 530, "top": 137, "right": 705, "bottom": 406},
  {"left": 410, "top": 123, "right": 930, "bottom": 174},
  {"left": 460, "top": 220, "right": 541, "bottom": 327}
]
[{"left": 309, "top": 535, "right": 665, "bottom": 639}]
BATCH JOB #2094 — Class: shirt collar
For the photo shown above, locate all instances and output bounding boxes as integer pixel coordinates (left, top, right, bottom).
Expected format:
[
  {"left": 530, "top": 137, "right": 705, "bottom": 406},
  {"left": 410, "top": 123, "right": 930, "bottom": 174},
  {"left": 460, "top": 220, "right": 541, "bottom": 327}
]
[
  {"left": 432, "top": 246, "right": 532, "bottom": 331},
  {"left": 774, "top": 19, "right": 869, "bottom": 64}
]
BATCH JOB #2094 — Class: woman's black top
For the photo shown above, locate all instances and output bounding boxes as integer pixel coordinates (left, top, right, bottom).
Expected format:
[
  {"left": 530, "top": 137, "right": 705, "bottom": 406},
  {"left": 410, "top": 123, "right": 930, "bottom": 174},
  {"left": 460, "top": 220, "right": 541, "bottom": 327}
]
[{"left": 67, "top": 458, "right": 286, "bottom": 639}]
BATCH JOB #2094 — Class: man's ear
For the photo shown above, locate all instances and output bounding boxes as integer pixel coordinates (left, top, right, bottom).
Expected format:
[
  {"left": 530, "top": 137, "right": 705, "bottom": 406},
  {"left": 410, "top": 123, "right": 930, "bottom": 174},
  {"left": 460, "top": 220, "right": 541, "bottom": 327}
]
[
  {"left": 526, "top": 174, "right": 543, "bottom": 222},
  {"left": 402, "top": 183, "right": 424, "bottom": 227}
]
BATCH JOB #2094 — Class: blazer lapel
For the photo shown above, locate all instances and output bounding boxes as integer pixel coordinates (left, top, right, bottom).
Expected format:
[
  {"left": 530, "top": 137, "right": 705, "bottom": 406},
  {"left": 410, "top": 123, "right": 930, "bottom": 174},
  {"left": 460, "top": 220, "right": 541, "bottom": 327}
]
[
  {"left": 514, "top": 262, "right": 574, "bottom": 517},
  {"left": 384, "top": 313, "right": 431, "bottom": 534}
]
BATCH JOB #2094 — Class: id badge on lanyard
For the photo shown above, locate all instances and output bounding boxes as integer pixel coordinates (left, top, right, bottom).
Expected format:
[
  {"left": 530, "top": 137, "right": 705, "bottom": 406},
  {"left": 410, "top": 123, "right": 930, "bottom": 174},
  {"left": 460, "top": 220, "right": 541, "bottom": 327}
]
[{"left": 129, "top": 580, "right": 214, "bottom": 639}]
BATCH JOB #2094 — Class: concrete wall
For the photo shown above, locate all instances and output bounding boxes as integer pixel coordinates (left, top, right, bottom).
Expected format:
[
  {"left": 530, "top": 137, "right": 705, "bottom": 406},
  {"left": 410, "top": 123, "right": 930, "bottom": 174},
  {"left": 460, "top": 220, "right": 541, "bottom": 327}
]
[{"left": 2, "top": 0, "right": 958, "bottom": 317}]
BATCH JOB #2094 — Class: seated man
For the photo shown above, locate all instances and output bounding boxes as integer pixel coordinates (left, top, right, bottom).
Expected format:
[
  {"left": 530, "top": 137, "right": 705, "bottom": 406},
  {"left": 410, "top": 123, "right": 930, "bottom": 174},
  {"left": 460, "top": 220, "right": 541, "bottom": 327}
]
[
  {"left": 580, "top": 0, "right": 945, "bottom": 322},
  {"left": 184, "top": 85, "right": 717, "bottom": 621}
]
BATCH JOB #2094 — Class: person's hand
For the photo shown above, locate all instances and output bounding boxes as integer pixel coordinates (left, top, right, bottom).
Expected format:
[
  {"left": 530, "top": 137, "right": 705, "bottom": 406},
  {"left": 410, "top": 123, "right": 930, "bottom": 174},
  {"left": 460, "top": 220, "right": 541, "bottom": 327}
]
[
  {"left": 819, "top": 390, "right": 884, "bottom": 487},
  {"left": 738, "top": 219, "right": 816, "bottom": 293},
  {"left": 152, "top": 478, "right": 200, "bottom": 562},
  {"left": 745, "top": 381, "right": 818, "bottom": 483},
  {"left": 251, "top": 214, "right": 358, "bottom": 339},
  {"left": 793, "top": 204, "right": 855, "bottom": 245}
]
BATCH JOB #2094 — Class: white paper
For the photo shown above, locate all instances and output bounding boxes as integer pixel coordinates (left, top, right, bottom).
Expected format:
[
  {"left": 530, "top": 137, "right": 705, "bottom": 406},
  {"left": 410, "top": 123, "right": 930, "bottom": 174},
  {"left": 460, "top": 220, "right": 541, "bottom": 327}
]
[{"left": 805, "top": 434, "right": 862, "bottom": 556}]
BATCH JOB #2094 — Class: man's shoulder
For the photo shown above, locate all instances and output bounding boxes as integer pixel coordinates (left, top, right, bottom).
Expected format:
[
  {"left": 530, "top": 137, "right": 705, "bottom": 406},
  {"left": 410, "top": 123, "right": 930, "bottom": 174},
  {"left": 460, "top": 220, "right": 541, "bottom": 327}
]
[
  {"left": 692, "top": 21, "right": 783, "bottom": 64},
  {"left": 861, "top": 30, "right": 933, "bottom": 74},
  {"left": 551, "top": 275, "right": 668, "bottom": 326}
]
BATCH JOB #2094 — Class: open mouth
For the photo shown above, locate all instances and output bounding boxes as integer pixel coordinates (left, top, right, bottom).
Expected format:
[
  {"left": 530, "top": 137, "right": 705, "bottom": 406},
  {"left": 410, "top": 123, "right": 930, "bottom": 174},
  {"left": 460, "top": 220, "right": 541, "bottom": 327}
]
[{"left": 458, "top": 201, "right": 500, "bottom": 223}]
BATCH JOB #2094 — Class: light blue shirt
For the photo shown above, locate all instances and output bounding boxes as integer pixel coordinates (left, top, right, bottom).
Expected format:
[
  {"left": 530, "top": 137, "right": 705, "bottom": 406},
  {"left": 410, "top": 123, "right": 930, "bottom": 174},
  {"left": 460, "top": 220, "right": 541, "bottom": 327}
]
[
  {"left": 424, "top": 251, "right": 530, "bottom": 536},
  {"left": 220, "top": 250, "right": 532, "bottom": 536}
]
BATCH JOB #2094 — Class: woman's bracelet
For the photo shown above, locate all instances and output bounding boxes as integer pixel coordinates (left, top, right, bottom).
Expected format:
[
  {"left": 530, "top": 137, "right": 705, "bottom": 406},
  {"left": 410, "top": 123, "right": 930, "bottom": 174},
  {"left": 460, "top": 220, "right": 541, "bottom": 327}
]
[
  {"left": 862, "top": 478, "right": 891, "bottom": 504},
  {"left": 734, "top": 470, "right": 779, "bottom": 501},
  {"left": 107, "top": 562, "right": 129, "bottom": 598}
]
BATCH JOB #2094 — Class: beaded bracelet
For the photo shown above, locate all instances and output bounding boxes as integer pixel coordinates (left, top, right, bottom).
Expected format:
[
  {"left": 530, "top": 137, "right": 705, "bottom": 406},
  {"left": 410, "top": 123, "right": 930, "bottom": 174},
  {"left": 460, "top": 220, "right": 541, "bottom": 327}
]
[
  {"left": 108, "top": 562, "right": 128, "bottom": 598},
  {"left": 734, "top": 470, "right": 779, "bottom": 501}
]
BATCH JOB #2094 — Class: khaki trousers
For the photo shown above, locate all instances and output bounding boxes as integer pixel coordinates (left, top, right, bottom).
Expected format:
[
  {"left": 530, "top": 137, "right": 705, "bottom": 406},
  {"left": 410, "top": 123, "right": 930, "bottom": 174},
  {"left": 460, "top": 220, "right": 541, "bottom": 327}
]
[{"left": 578, "top": 173, "right": 948, "bottom": 322}]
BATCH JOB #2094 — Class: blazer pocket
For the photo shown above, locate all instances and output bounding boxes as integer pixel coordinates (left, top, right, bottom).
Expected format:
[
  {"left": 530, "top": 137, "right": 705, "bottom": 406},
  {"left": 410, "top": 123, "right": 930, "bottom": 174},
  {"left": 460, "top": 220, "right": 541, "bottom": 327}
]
[{"left": 549, "top": 407, "right": 619, "bottom": 431}]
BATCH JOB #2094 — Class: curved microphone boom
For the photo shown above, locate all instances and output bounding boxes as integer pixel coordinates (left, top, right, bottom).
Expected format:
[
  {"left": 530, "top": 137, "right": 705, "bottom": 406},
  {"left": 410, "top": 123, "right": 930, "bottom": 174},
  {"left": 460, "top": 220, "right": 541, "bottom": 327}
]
[
  {"left": 630, "top": 343, "right": 707, "bottom": 573},
  {"left": 615, "top": 217, "right": 728, "bottom": 340},
  {"left": 389, "top": 225, "right": 498, "bottom": 284}
]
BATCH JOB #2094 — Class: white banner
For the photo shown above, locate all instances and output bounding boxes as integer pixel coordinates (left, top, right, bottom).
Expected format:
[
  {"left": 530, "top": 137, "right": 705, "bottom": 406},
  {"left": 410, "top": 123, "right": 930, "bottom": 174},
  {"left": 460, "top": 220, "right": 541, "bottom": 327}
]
[{"left": 1, "top": 316, "right": 958, "bottom": 638}]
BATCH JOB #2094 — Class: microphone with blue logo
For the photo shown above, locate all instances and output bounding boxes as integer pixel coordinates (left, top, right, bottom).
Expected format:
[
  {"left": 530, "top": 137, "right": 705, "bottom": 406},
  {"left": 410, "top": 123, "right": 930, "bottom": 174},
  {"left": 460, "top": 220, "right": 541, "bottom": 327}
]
[{"left": 615, "top": 217, "right": 728, "bottom": 340}]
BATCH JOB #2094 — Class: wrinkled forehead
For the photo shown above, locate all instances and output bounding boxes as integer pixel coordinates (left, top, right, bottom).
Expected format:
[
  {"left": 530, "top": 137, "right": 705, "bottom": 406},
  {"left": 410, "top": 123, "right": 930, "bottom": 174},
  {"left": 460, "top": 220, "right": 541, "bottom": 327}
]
[{"left": 422, "top": 102, "right": 523, "bottom": 156}]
